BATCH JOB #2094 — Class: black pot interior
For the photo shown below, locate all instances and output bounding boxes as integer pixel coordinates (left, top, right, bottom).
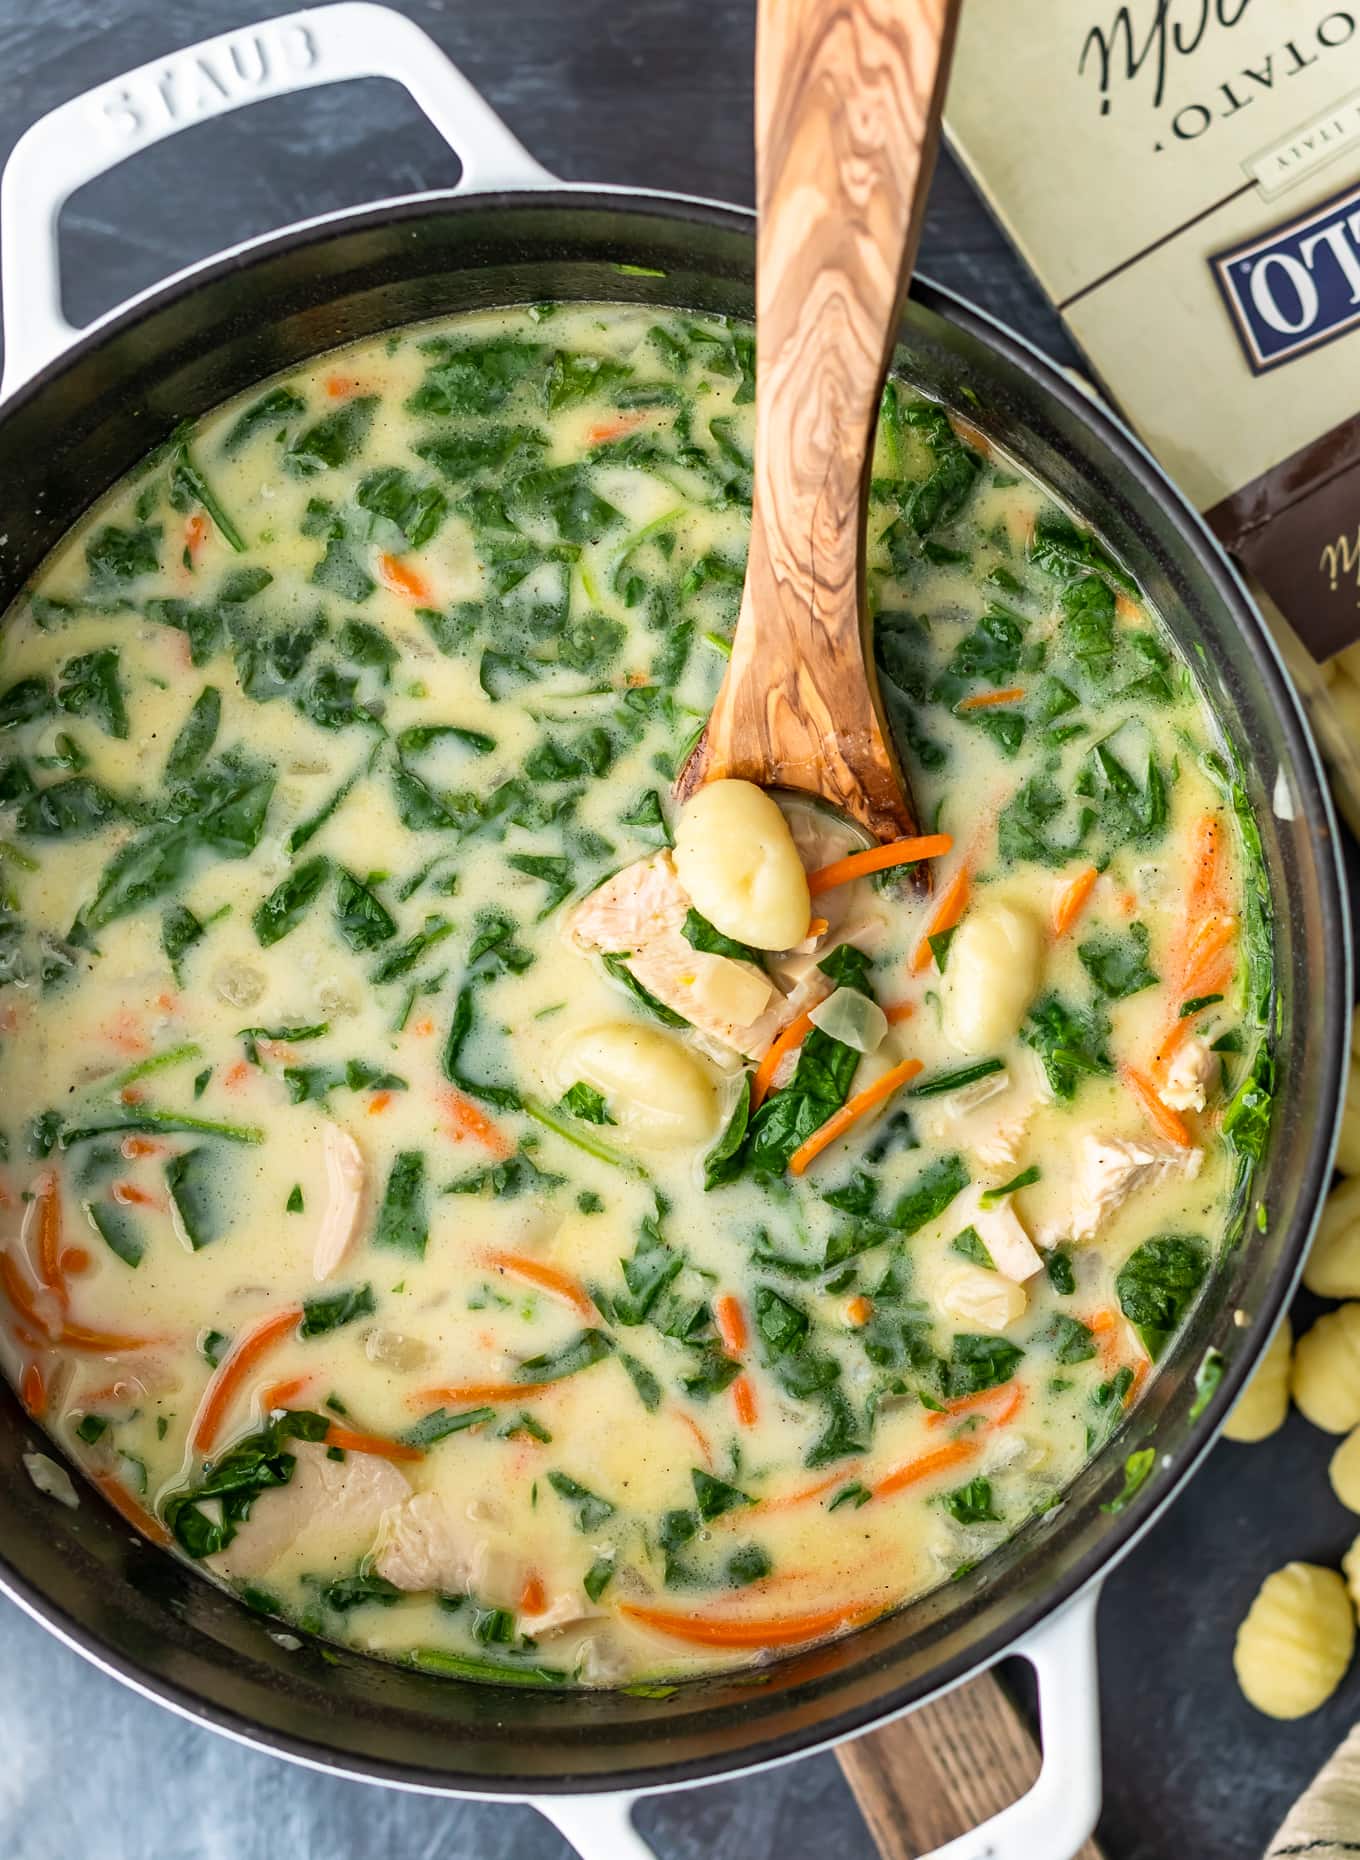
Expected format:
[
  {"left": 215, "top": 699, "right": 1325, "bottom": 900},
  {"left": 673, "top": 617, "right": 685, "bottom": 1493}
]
[{"left": 0, "top": 193, "right": 1347, "bottom": 1795}]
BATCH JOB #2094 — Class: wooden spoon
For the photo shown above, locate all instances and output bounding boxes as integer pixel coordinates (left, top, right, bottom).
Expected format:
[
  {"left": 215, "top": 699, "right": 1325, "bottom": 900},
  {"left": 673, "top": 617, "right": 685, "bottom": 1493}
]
[{"left": 675, "top": 0, "right": 962, "bottom": 853}]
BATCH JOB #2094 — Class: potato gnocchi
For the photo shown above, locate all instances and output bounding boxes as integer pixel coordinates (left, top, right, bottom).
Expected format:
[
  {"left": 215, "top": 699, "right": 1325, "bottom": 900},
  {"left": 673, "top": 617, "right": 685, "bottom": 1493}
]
[
  {"left": 1222, "top": 1317, "right": 1291, "bottom": 1445},
  {"left": 0, "top": 303, "right": 1268, "bottom": 1687},
  {"left": 1234, "top": 1563, "right": 1355, "bottom": 1720},
  {"left": 1292, "top": 1305, "right": 1360, "bottom": 1435}
]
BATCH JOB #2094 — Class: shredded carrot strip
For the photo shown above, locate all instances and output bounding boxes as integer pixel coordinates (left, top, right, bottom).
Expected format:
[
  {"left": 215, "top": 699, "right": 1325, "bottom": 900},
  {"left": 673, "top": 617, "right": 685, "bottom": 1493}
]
[
  {"left": 121, "top": 1136, "right": 167, "bottom": 1160},
  {"left": 262, "top": 1374, "right": 313, "bottom": 1411},
  {"left": 112, "top": 1181, "right": 161, "bottom": 1210},
  {"left": 789, "top": 1058, "right": 924, "bottom": 1176},
  {"left": 807, "top": 834, "right": 952, "bottom": 898},
  {"left": 874, "top": 1437, "right": 979, "bottom": 1499},
  {"left": 443, "top": 1089, "right": 513, "bottom": 1157},
  {"left": 1154, "top": 943, "right": 1236, "bottom": 1071},
  {"left": 20, "top": 1362, "right": 44, "bottom": 1416},
  {"left": 0, "top": 1251, "right": 52, "bottom": 1335},
  {"left": 366, "top": 1091, "right": 394, "bottom": 1116},
  {"left": 807, "top": 917, "right": 830, "bottom": 938},
  {"left": 191, "top": 1305, "right": 301, "bottom": 1452},
  {"left": 325, "top": 1424, "right": 424, "bottom": 1464},
  {"left": 483, "top": 1251, "right": 595, "bottom": 1321},
  {"left": 1186, "top": 814, "right": 1227, "bottom": 921},
  {"left": 411, "top": 1017, "right": 435, "bottom": 1038},
  {"left": 675, "top": 1407, "right": 714, "bottom": 1466},
  {"left": 101, "top": 1014, "right": 149, "bottom": 1056},
  {"left": 325, "top": 375, "right": 361, "bottom": 398},
  {"left": 1088, "top": 1307, "right": 1118, "bottom": 1335},
  {"left": 0, "top": 1254, "right": 148, "bottom": 1353},
  {"left": 91, "top": 1470, "right": 172, "bottom": 1546},
  {"left": 731, "top": 1374, "right": 757, "bottom": 1428},
  {"left": 845, "top": 1295, "right": 872, "bottom": 1328},
  {"left": 586, "top": 412, "right": 647, "bottom": 446},
  {"left": 911, "top": 866, "right": 970, "bottom": 972},
  {"left": 60, "top": 1247, "right": 91, "bottom": 1277},
  {"left": 990, "top": 1382, "right": 1025, "bottom": 1427},
  {"left": 621, "top": 1600, "right": 877, "bottom": 1649},
  {"left": 520, "top": 1572, "right": 547, "bottom": 1615},
  {"left": 951, "top": 414, "right": 992, "bottom": 457},
  {"left": 1181, "top": 921, "right": 1236, "bottom": 998},
  {"left": 223, "top": 1060, "right": 250, "bottom": 1090},
  {"left": 956, "top": 687, "right": 1025, "bottom": 713},
  {"left": 1052, "top": 864, "right": 1099, "bottom": 938},
  {"left": 883, "top": 1000, "right": 916, "bottom": 1025},
  {"left": 184, "top": 513, "right": 209, "bottom": 559},
  {"left": 1124, "top": 1063, "right": 1193, "bottom": 1148},
  {"left": 750, "top": 1471, "right": 848, "bottom": 1514},
  {"left": 377, "top": 552, "right": 433, "bottom": 604},
  {"left": 33, "top": 1173, "right": 66, "bottom": 1308},
  {"left": 1150, "top": 814, "right": 1236, "bottom": 1074},
  {"left": 410, "top": 1380, "right": 547, "bottom": 1408},
  {"left": 925, "top": 1382, "right": 1018, "bottom": 1428},
  {"left": 59, "top": 1318, "right": 155, "bottom": 1354},
  {"left": 751, "top": 1008, "right": 818, "bottom": 1111},
  {"left": 714, "top": 1293, "right": 747, "bottom": 1355}
]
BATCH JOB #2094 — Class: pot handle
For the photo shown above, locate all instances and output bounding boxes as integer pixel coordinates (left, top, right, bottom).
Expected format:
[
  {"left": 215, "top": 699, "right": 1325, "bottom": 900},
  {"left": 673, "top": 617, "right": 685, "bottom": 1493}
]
[
  {"left": 0, "top": 0, "right": 554, "bottom": 397},
  {"left": 531, "top": 1586, "right": 1102, "bottom": 1860}
]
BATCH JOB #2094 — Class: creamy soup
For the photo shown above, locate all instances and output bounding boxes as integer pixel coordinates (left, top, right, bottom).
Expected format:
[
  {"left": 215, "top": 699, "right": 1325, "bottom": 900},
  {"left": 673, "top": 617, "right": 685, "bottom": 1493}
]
[{"left": 0, "top": 303, "right": 1270, "bottom": 1688}]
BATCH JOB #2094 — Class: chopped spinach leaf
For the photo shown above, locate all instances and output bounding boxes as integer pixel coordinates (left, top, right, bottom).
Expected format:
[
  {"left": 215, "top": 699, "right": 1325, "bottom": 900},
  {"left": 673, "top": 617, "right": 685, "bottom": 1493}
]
[
  {"left": 1115, "top": 1233, "right": 1208, "bottom": 1359},
  {"left": 373, "top": 1150, "right": 429, "bottom": 1258},
  {"left": 252, "top": 856, "right": 330, "bottom": 947}
]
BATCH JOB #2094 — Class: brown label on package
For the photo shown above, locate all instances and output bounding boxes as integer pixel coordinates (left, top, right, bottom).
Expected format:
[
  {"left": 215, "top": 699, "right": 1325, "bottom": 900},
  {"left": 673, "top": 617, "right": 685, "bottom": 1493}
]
[{"left": 1208, "top": 410, "right": 1360, "bottom": 659}]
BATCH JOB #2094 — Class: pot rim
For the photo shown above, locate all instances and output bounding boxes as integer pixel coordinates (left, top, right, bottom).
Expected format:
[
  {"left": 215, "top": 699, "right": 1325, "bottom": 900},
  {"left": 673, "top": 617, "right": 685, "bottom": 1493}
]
[{"left": 0, "top": 181, "right": 1348, "bottom": 1799}]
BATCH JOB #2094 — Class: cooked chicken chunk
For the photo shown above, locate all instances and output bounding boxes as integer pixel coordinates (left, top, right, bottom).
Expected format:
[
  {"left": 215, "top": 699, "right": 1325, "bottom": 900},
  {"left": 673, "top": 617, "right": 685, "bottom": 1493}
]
[
  {"left": 953, "top": 1185, "right": 1043, "bottom": 1283},
  {"left": 314, "top": 1122, "right": 367, "bottom": 1282},
  {"left": 568, "top": 851, "right": 690, "bottom": 953},
  {"left": 210, "top": 1440, "right": 411, "bottom": 1582},
  {"left": 569, "top": 851, "right": 830, "bottom": 1060},
  {"left": 1070, "top": 1134, "right": 1203, "bottom": 1241},
  {"left": 373, "top": 1490, "right": 493, "bottom": 1594},
  {"left": 1159, "top": 1037, "right": 1216, "bottom": 1114},
  {"left": 374, "top": 1491, "right": 599, "bottom": 1638},
  {"left": 920, "top": 1068, "right": 1041, "bottom": 1175},
  {"left": 624, "top": 934, "right": 777, "bottom": 1057},
  {"left": 973, "top": 1116, "right": 1031, "bottom": 1172}
]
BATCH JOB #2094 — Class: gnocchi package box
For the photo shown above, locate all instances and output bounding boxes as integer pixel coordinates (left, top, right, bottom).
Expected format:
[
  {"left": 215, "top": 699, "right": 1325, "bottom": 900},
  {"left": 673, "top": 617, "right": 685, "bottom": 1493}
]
[{"left": 943, "top": 0, "right": 1360, "bottom": 828}]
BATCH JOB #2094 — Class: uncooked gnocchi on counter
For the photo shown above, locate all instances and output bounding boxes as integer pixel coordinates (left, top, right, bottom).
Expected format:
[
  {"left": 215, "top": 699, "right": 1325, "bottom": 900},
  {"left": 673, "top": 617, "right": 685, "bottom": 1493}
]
[{"left": 0, "top": 303, "right": 1271, "bottom": 1687}]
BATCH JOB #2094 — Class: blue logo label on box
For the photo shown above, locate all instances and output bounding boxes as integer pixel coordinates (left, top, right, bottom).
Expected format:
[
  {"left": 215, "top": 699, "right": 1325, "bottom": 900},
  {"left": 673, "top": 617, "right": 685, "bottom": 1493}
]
[{"left": 1210, "top": 176, "right": 1360, "bottom": 374}]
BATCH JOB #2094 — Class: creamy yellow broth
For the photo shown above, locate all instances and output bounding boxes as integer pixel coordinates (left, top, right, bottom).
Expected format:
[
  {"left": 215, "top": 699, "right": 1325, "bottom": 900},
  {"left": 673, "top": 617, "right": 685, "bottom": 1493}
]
[{"left": 0, "top": 303, "right": 1268, "bottom": 1689}]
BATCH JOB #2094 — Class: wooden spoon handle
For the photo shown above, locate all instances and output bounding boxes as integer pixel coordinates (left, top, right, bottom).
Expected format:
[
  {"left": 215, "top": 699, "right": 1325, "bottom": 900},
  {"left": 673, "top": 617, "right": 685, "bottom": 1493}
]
[
  {"left": 678, "top": 0, "right": 960, "bottom": 841},
  {"left": 837, "top": 1669, "right": 1108, "bottom": 1860}
]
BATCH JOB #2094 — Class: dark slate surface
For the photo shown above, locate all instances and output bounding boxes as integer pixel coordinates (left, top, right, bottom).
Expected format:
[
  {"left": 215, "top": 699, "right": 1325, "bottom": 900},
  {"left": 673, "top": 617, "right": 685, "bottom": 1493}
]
[{"left": 0, "top": 5, "right": 1352, "bottom": 1858}]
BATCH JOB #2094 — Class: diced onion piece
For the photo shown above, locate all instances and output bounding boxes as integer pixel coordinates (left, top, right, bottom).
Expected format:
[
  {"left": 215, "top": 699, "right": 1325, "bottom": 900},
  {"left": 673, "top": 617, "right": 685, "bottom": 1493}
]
[
  {"left": 681, "top": 953, "right": 774, "bottom": 1026},
  {"left": 808, "top": 987, "right": 888, "bottom": 1054},
  {"left": 938, "top": 1267, "right": 1026, "bottom": 1333},
  {"left": 23, "top": 1451, "right": 79, "bottom": 1509}
]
